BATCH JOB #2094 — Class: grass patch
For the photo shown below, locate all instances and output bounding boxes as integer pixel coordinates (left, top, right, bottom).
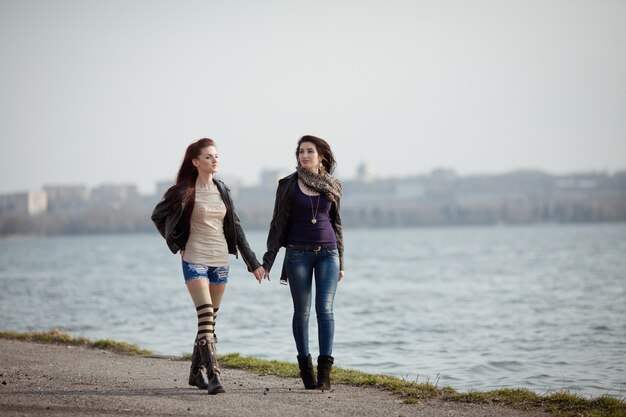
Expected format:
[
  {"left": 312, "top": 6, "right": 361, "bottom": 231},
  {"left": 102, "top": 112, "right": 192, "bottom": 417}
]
[
  {"left": 220, "top": 353, "right": 625, "bottom": 417},
  {"left": 220, "top": 352, "right": 443, "bottom": 400},
  {"left": 220, "top": 352, "right": 301, "bottom": 378},
  {"left": 457, "top": 387, "right": 540, "bottom": 405},
  {"left": 543, "top": 391, "right": 626, "bottom": 417},
  {"left": 0, "top": 329, "right": 153, "bottom": 356},
  {"left": 2, "top": 331, "right": 624, "bottom": 417}
]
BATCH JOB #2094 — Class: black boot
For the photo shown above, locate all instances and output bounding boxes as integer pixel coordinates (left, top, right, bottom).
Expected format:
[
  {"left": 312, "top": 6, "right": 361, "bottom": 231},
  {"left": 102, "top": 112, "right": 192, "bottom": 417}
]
[
  {"left": 317, "top": 355, "right": 334, "bottom": 390},
  {"left": 188, "top": 339, "right": 209, "bottom": 389},
  {"left": 297, "top": 354, "right": 317, "bottom": 389},
  {"left": 198, "top": 336, "right": 225, "bottom": 395}
]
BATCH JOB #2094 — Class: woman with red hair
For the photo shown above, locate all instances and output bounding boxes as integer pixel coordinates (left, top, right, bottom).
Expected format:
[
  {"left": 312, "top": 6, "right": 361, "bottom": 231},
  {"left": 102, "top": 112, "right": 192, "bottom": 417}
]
[{"left": 152, "top": 138, "right": 265, "bottom": 395}]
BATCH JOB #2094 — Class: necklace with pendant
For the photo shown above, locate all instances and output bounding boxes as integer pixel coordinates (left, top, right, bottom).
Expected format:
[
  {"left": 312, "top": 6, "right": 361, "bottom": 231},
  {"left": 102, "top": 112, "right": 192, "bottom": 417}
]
[{"left": 309, "top": 194, "right": 320, "bottom": 224}]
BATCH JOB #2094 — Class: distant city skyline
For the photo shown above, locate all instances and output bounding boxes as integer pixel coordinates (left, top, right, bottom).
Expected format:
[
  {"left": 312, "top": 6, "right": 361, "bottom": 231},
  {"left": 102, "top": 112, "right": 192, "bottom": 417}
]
[
  {"left": 2, "top": 163, "right": 623, "bottom": 198},
  {"left": 2, "top": 168, "right": 624, "bottom": 235},
  {"left": 1, "top": 0, "right": 625, "bottom": 195}
]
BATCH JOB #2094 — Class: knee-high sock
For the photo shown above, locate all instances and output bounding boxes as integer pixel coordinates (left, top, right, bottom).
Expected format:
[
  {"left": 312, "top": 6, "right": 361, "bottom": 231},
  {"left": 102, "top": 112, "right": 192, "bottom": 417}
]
[
  {"left": 189, "top": 286, "right": 214, "bottom": 339},
  {"left": 213, "top": 307, "right": 219, "bottom": 335}
]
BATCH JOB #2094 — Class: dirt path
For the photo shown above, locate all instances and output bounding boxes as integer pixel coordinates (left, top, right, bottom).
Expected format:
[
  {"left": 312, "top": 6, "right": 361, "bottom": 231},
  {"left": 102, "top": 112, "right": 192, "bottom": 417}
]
[{"left": 0, "top": 339, "right": 550, "bottom": 417}]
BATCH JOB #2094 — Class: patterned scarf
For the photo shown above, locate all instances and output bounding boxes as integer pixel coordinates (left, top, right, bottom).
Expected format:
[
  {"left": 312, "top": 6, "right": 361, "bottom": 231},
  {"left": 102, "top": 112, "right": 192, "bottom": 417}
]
[{"left": 296, "top": 165, "right": 343, "bottom": 202}]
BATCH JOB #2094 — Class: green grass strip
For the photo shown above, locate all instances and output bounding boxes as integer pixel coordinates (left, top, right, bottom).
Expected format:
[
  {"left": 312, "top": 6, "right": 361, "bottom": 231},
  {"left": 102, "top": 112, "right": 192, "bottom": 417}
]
[
  {"left": 220, "top": 353, "right": 625, "bottom": 416},
  {"left": 0, "top": 329, "right": 153, "bottom": 356}
]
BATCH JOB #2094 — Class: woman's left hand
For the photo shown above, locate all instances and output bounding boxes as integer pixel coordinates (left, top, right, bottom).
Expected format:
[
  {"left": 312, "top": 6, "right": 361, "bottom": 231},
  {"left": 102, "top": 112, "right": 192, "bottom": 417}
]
[
  {"left": 252, "top": 266, "right": 266, "bottom": 283},
  {"left": 338, "top": 270, "right": 344, "bottom": 282}
]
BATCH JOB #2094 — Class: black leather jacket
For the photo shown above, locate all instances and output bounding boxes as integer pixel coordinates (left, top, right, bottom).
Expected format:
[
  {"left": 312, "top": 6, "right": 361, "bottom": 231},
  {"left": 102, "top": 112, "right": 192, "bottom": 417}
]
[
  {"left": 262, "top": 172, "right": 344, "bottom": 282},
  {"left": 151, "top": 180, "right": 261, "bottom": 272}
]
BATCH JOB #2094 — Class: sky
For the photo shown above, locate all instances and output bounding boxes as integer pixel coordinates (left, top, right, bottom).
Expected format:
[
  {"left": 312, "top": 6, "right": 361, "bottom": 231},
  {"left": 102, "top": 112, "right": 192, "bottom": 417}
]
[{"left": 1, "top": 0, "right": 625, "bottom": 195}]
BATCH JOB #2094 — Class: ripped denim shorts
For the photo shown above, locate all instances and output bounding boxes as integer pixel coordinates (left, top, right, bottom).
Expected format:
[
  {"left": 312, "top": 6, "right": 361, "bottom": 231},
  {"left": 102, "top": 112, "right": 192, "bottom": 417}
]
[{"left": 182, "top": 260, "right": 229, "bottom": 284}]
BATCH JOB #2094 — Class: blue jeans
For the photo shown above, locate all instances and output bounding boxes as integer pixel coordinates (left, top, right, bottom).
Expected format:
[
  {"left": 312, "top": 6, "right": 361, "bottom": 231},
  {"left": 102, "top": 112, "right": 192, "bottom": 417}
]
[{"left": 285, "top": 247, "right": 340, "bottom": 357}]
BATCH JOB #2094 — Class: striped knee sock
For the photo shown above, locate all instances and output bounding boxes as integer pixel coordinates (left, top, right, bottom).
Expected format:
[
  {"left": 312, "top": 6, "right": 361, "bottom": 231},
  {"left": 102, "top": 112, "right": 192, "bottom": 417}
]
[
  {"left": 196, "top": 303, "right": 215, "bottom": 340},
  {"left": 212, "top": 307, "right": 220, "bottom": 341}
]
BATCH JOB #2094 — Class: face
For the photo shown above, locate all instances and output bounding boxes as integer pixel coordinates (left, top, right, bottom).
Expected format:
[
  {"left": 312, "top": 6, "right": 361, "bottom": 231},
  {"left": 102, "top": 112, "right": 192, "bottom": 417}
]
[
  {"left": 192, "top": 146, "right": 219, "bottom": 175},
  {"left": 298, "top": 141, "right": 322, "bottom": 173}
]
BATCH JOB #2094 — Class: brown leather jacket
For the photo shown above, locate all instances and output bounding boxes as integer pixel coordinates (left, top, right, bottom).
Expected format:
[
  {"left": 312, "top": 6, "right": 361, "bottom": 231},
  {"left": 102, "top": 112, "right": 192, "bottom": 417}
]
[
  {"left": 262, "top": 172, "right": 344, "bottom": 282},
  {"left": 151, "top": 180, "right": 261, "bottom": 272}
]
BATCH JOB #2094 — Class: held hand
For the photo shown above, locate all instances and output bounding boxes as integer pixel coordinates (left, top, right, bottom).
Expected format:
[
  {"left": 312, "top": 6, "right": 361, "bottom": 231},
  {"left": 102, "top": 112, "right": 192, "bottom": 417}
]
[
  {"left": 339, "top": 270, "right": 344, "bottom": 282},
  {"left": 252, "top": 266, "right": 265, "bottom": 283}
]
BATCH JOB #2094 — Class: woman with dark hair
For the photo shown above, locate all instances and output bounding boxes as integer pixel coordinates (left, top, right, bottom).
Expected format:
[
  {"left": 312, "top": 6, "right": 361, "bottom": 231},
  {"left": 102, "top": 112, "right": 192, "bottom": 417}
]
[
  {"left": 262, "top": 135, "right": 344, "bottom": 391},
  {"left": 152, "top": 138, "right": 265, "bottom": 395}
]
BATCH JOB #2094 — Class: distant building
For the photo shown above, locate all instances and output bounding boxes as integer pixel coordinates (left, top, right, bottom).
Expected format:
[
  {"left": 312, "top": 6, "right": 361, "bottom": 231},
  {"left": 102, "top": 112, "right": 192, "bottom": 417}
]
[
  {"left": 356, "top": 162, "right": 373, "bottom": 183},
  {"left": 91, "top": 184, "right": 139, "bottom": 208},
  {"left": 430, "top": 168, "right": 457, "bottom": 181},
  {"left": 260, "top": 169, "right": 289, "bottom": 189},
  {"left": 0, "top": 190, "right": 47, "bottom": 215},
  {"left": 556, "top": 177, "right": 598, "bottom": 189},
  {"left": 43, "top": 184, "right": 90, "bottom": 213}
]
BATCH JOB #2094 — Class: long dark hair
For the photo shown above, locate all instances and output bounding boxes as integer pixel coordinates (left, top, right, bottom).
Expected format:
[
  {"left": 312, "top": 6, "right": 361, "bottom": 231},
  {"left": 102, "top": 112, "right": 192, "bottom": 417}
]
[
  {"left": 176, "top": 138, "right": 216, "bottom": 186},
  {"left": 175, "top": 138, "right": 216, "bottom": 211},
  {"left": 295, "top": 135, "right": 337, "bottom": 174}
]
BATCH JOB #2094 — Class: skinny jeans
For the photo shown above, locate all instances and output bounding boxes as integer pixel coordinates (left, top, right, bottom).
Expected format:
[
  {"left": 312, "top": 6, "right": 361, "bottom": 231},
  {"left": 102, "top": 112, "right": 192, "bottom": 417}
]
[{"left": 285, "top": 247, "right": 339, "bottom": 357}]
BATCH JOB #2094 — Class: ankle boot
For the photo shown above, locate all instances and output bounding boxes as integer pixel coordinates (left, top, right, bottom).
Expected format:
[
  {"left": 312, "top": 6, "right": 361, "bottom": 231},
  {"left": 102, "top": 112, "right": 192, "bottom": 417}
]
[
  {"left": 317, "top": 355, "right": 334, "bottom": 390},
  {"left": 297, "top": 354, "right": 317, "bottom": 389},
  {"left": 198, "top": 336, "right": 225, "bottom": 395},
  {"left": 188, "top": 339, "right": 209, "bottom": 389}
]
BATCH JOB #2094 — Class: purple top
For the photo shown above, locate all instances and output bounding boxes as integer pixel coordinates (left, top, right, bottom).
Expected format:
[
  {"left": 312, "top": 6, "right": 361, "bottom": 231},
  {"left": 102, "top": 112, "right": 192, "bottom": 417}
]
[{"left": 287, "top": 184, "right": 337, "bottom": 247}]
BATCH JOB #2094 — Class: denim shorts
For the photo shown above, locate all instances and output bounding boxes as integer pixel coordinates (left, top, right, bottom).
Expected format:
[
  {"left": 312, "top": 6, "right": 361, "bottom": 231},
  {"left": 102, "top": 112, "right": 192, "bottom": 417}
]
[{"left": 182, "top": 260, "right": 229, "bottom": 284}]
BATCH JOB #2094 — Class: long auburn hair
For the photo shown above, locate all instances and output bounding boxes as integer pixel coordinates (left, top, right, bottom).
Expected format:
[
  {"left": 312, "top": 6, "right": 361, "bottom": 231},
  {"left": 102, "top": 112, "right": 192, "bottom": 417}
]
[
  {"left": 175, "top": 138, "right": 216, "bottom": 211},
  {"left": 295, "top": 135, "right": 337, "bottom": 174}
]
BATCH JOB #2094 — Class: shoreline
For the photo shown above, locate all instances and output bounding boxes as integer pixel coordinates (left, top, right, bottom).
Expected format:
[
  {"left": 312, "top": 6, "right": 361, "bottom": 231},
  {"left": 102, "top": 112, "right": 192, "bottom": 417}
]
[{"left": 1, "top": 331, "right": 624, "bottom": 417}]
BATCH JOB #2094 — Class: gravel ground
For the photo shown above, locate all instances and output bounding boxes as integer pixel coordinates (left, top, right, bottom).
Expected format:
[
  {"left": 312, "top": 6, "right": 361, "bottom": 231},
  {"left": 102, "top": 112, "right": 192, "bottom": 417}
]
[{"left": 0, "top": 339, "right": 551, "bottom": 417}]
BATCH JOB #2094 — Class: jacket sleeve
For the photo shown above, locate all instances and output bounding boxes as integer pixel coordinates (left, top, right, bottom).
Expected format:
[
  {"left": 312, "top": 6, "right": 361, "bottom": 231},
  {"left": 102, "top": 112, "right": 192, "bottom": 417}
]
[
  {"left": 262, "top": 184, "right": 283, "bottom": 272},
  {"left": 332, "top": 197, "right": 345, "bottom": 272},
  {"left": 151, "top": 186, "right": 184, "bottom": 254},
  {"left": 151, "top": 190, "right": 173, "bottom": 240}
]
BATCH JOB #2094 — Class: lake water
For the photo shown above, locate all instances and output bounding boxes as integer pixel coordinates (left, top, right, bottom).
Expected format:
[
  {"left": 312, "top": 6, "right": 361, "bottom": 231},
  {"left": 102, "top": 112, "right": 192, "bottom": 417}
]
[{"left": 1, "top": 224, "right": 625, "bottom": 398}]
